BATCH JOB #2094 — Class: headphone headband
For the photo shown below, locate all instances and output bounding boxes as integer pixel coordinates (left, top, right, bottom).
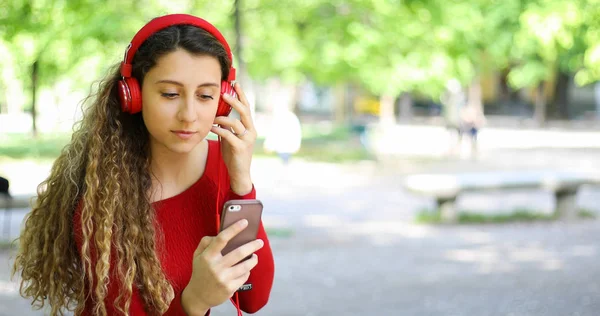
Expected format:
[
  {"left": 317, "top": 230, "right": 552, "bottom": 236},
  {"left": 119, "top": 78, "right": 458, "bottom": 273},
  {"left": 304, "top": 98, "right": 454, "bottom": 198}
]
[{"left": 120, "top": 14, "right": 235, "bottom": 81}]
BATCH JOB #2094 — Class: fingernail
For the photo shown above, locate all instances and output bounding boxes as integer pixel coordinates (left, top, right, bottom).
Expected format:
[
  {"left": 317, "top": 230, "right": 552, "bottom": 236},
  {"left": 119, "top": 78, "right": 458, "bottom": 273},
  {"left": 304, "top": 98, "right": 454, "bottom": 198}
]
[
  {"left": 240, "top": 219, "right": 248, "bottom": 227},
  {"left": 257, "top": 239, "right": 264, "bottom": 247}
]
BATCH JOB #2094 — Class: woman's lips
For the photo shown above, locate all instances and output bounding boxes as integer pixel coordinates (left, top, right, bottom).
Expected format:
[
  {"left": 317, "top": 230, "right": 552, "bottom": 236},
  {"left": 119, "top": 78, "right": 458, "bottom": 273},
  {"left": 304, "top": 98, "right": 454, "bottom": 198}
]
[{"left": 172, "top": 130, "right": 197, "bottom": 140}]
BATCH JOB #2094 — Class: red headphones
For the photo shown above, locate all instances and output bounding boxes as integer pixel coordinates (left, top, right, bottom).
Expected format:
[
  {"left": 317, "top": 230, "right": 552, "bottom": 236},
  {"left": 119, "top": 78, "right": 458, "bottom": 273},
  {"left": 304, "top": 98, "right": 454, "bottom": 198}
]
[{"left": 118, "top": 14, "right": 236, "bottom": 116}]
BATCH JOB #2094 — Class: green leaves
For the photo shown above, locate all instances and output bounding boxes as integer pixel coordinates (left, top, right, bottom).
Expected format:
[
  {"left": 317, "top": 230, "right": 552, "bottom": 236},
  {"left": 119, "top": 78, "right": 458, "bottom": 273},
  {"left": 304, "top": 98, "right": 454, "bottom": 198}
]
[{"left": 2, "top": 0, "right": 600, "bottom": 110}]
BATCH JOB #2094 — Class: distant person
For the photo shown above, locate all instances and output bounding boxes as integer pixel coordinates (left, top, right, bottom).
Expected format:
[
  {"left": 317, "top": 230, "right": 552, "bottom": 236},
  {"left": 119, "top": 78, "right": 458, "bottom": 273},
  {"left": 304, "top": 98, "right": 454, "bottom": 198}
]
[
  {"left": 263, "top": 105, "right": 302, "bottom": 165},
  {"left": 459, "top": 105, "right": 486, "bottom": 158},
  {"left": 12, "top": 14, "right": 274, "bottom": 316},
  {"left": 441, "top": 79, "right": 466, "bottom": 155}
]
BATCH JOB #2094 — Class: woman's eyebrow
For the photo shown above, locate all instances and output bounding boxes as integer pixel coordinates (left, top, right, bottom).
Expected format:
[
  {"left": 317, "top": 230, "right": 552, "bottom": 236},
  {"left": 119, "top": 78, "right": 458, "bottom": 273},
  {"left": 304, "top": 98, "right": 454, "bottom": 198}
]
[{"left": 154, "top": 79, "right": 219, "bottom": 88}]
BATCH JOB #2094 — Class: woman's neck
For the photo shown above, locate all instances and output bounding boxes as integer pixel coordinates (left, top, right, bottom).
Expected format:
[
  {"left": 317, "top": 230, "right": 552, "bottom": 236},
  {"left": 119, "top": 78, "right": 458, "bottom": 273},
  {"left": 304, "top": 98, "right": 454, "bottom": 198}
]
[{"left": 148, "top": 139, "right": 209, "bottom": 202}]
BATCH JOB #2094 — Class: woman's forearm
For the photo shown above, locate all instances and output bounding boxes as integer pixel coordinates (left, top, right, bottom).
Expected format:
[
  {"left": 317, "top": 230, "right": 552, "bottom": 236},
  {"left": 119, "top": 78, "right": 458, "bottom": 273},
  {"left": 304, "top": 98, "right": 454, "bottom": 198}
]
[{"left": 181, "top": 287, "right": 210, "bottom": 316}]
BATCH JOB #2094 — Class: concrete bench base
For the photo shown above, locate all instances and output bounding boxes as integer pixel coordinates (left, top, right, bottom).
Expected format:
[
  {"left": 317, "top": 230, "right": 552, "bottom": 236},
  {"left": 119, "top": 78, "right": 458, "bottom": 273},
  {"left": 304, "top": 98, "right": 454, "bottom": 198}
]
[
  {"left": 554, "top": 189, "right": 579, "bottom": 221},
  {"left": 404, "top": 171, "right": 600, "bottom": 223},
  {"left": 437, "top": 197, "right": 458, "bottom": 223}
]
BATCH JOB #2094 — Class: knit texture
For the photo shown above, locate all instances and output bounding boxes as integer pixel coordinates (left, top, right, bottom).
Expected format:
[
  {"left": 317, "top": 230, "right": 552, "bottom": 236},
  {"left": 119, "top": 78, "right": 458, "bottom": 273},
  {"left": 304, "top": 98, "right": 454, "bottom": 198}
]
[{"left": 73, "top": 140, "right": 274, "bottom": 315}]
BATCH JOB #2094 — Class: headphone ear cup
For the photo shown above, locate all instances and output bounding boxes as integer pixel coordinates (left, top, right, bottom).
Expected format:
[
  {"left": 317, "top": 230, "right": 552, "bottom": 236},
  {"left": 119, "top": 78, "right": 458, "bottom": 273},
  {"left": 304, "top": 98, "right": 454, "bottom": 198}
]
[
  {"left": 118, "top": 77, "right": 142, "bottom": 114},
  {"left": 217, "top": 80, "right": 234, "bottom": 117},
  {"left": 126, "top": 77, "right": 143, "bottom": 114},
  {"left": 118, "top": 79, "right": 133, "bottom": 113}
]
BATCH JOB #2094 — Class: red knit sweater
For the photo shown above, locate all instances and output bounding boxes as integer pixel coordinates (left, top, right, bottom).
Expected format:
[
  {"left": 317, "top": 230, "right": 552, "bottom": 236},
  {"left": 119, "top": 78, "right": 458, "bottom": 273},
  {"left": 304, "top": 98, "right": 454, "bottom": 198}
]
[{"left": 73, "top": 140, "right": 274, "bottom": 315}]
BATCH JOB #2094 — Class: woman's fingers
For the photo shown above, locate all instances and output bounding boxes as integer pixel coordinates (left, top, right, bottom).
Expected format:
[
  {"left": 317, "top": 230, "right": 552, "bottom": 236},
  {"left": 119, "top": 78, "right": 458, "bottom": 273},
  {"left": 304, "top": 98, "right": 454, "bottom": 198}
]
[
  {"left": 225, "top": 253, "right": 258, "bottom": 280},
  {"left": 234, "top": 82, "right": 250, "bottom": 110},
  {"left": 228, "top": 271, "right": 252, "bottom": 293},
  {"left": 221, "top": 239, "right": 263, "bottom": 268},
  {"left": 222, "top": 84, "right": 255, "bottom": 131},
  {"left": 210, "top": 125, "right": 244, "bottom": 145},
  {"left": 213, "top": 117, "right": 248, "bottom": 137},
  {"left": 202, "top": 219, "right": 248, "bottom": 256}
]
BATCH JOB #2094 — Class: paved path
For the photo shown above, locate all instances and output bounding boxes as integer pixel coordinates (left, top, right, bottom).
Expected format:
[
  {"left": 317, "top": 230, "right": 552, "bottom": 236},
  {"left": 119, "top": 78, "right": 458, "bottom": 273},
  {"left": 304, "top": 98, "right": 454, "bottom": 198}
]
[
  {"left": 213, "top": 221, "right": 600, "bottom": 316},
  {"left": 1, "top": 146, "right": 600, "bottom": 315}
]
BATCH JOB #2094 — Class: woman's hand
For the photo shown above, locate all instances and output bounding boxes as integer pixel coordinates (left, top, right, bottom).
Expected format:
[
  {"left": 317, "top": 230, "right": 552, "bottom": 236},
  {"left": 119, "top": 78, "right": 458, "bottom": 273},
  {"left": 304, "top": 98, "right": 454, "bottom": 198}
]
[
  {"left": 182, "top": 219, "right": 264, "bottom": 315},
  {"left": 211, "top": 83, "right": 256, "bottom": 195}
]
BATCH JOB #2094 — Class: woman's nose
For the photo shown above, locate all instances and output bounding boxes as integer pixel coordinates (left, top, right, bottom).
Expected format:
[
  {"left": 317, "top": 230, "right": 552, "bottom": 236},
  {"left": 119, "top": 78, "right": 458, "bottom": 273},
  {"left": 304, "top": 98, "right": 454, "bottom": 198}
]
[{"left": 177, "top": 96, "right": 197, "bottom": 122}]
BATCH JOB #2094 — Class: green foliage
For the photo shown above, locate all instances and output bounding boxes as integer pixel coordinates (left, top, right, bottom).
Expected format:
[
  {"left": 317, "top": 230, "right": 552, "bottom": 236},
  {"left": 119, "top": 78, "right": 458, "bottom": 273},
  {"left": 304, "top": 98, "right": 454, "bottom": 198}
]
[{"left": 2, "top": 0, "right": 600, "bottom": 114}]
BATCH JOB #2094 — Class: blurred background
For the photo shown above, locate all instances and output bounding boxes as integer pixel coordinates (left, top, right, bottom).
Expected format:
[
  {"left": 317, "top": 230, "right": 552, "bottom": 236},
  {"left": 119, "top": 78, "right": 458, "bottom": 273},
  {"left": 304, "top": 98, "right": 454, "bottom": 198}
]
[{"left": 1, "top": 0, "right": 600, "bottom": 315}]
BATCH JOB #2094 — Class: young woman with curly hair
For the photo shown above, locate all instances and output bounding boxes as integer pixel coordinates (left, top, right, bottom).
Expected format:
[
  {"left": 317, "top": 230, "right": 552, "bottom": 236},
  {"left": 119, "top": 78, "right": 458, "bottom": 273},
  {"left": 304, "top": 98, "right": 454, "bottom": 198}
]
[{"left": 12, "top": 14, "right": 274, "bottom": 316}]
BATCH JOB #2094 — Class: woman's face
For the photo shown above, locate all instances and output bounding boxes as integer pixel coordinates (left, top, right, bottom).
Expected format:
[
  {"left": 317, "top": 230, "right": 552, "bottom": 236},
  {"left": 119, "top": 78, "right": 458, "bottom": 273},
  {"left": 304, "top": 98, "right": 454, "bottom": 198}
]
[{"left": 141, "top": 48, "right": 221, "bottom": 154}]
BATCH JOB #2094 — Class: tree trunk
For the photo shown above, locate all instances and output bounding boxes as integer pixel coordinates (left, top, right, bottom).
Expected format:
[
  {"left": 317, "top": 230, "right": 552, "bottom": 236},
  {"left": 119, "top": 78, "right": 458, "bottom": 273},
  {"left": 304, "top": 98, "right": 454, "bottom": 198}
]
[
  {"left": 397, "top": 92, "right": 413, "bottom": 122},
  {"left": 233, "top": 0, "right": 245, "bottom": 80},
  {"left": 346, "top": 83, "right": 358, "bottom": 123},
  {"left": 0, "top": 83, "right": 6, "bottom": 114},
  {"left": 290, "top": 83, "right": 302, "bottom": 116},
  {"left": 333, "top": 83, "right": 346, "bottom": 123},
  {"left": 498, "top": 69, "right": 517, "bottom": 102},
  {"left": 551, "top": 71, "right": 570, "bottom": 119},
  {"left": 233, "top": 0, "right": 257, "bottom": 115},
  {"left": 32, "top": 60, "right": 39, "bottom": 137},
  {"left": 468, "top": 76, "right": 483, "bottom": 114},
  {"left": 533, "top": 82, "right": 546, "bottom": 127},
  {"left": 379, "top": 94, "right": 396, "bottom": 125}
]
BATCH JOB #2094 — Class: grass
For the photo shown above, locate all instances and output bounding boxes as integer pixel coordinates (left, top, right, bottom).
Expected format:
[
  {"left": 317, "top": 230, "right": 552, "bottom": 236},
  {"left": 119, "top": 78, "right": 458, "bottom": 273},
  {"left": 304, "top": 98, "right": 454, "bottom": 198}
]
[
  {"left": 0, "top": 123, "right": 373, "bottom": 164},
  {"left": 254, "top": 138, "right": 371, "bottom": 163},
  {"left": 578, "top": 208, "right": 597, "bottom": 219},
  {"left": 0, "top": 133, "right": 70, "bottom": 159},
  {"left": 254, "top": 122, "right": 373, "bottom": 163},
  {"left": 416, "top": 207, "right": 597, "bottom": 224},
  {"left": 265, "top": 227, "right": 295, "bottom": 238}
]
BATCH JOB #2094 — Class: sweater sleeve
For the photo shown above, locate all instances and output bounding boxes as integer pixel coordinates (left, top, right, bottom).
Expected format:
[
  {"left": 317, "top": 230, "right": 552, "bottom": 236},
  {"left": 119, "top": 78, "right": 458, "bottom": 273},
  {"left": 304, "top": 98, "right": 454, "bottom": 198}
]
[
  {"left": 223, "top": 187, "right": 275, "bottom": 314},
  {"left": 236, "top": 220, "right": 275, "bottom": 313}
]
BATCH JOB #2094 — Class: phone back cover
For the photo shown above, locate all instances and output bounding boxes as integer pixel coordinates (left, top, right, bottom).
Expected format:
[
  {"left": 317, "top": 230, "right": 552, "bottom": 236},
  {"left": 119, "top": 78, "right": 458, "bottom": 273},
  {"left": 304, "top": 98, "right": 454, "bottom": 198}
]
[{"left": 221, "top": 200, "right": 263, "bottom": 256}]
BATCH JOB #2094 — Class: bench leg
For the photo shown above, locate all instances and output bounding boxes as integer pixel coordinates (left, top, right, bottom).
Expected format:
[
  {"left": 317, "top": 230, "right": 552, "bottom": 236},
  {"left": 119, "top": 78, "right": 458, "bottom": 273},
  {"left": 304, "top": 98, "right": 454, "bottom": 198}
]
[
  {"left": 555, "top": 189, "right": 578, "bottom": 221},
  {"left": 437, "top": 197, "right": 458, "bottom": 224}
]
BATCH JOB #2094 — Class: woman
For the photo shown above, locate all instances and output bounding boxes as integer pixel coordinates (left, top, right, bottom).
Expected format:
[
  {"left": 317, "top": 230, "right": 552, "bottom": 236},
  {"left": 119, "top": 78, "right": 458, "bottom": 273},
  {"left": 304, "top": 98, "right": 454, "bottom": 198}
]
[{"left": 13, "top": 14, "right": 274, "bottom": 316}]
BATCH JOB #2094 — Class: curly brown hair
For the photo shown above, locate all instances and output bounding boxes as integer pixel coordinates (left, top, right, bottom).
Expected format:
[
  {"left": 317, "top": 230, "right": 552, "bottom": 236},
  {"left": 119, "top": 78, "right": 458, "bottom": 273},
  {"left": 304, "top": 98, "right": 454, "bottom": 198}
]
[{"left": 12, "top": 24, "right": 232, "bottom": 315}]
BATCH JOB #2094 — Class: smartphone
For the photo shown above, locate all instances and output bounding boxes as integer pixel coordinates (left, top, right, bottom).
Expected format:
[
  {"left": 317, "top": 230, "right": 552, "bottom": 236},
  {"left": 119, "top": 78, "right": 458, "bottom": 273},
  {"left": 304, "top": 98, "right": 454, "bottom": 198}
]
[{"left": 220, "top": 199, "right": 263, "bottom": 258}]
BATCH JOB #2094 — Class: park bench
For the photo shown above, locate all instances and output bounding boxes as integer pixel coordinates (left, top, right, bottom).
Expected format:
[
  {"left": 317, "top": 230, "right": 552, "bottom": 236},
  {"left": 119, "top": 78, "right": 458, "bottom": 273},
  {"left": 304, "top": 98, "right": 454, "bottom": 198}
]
[{"left": 402, "top": 170, "right": 600, "bottom": 223}]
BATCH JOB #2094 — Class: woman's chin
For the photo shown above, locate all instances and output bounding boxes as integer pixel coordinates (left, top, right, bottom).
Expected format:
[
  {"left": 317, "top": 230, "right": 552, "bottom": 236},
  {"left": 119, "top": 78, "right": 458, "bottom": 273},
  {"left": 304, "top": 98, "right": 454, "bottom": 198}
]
[
  {"left": 166, "top": 141, "right": 201, "bottom": 154},
  {"left": 152, "top": 138, "right": 200, "bottom": 155}
]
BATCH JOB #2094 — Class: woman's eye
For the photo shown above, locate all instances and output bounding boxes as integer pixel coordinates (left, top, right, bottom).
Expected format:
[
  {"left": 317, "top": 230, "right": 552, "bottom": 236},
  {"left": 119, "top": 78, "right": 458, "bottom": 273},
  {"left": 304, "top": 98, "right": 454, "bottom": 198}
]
[
  {"left": 161, "top": 93, "right": 179, "bottom": 99},
  {"left": 199, "top": 95, "right": 214, "bottom": 100}
]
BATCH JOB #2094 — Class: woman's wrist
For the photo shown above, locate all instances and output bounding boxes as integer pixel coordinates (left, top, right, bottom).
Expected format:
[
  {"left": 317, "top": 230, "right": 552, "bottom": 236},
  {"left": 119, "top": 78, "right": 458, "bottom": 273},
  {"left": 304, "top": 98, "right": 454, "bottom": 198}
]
[
  {"left": 230, "top": 175, "right": 253, "bottom": 196},
  {"left": 181, "top": 286, "right": 210, "bottom": 316}
]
